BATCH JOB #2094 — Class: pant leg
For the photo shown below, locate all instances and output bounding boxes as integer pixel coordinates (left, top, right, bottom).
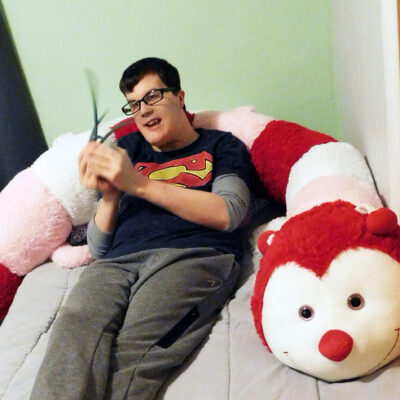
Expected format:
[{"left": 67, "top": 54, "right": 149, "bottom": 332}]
[
  {"left": 104, "top": 247, "right": 240, "bottom": 400},
  {"left": 29, "top": 258, "right": 140, "bottom": 400}
]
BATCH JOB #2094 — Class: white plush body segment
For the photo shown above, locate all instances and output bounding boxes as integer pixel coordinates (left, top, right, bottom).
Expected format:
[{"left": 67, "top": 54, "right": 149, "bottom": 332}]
[
  {"left": 286, "top": 142, "right": 378, "bottom": 213},
  {"left": 31, "top": 130, "right": 98, "bottom": 225}
]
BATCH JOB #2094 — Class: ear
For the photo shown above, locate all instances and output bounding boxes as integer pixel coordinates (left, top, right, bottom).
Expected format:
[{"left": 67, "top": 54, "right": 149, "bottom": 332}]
[
  {"left": 258, "top": 230, "right": 276, "bottom": 255},
  {"left": 178, "top": 90, "right": 185, "bottom": 108}
]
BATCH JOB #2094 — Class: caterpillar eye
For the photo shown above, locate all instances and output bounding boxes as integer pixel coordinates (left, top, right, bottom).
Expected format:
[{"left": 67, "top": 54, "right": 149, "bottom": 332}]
[
  {"left": 347, "top": 294, "right": 365, "bottom": 310},
  {"left": 299, "top": 305, "right": 314, "bottom": 320}
]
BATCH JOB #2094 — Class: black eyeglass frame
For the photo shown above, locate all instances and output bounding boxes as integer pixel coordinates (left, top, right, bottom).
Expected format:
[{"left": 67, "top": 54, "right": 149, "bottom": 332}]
[{"left": 121, "top": 87, "right": 178, "bottom": 116}]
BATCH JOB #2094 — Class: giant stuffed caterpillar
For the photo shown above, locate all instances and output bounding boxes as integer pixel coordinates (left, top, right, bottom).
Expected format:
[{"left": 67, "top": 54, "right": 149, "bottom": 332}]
[
  {"left": 193, "top": 106, "right": 400, "bottom": 381},
  {"left": 1, "top": 105, "right": 399, "bottom": 382}
]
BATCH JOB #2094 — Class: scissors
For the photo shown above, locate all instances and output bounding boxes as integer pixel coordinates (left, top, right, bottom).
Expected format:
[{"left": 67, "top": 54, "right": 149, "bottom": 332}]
[{"left": 86, "top": 68, "right": 135, "bottom": 143}]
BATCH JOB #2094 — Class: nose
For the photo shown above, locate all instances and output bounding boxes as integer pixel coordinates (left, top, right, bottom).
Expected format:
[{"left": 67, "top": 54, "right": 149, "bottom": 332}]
[
  {"left": 318, "top": 329, "right": 353, "bottom": 362},
  {"left": 139, "top": 101, "right": 153, "bottom": 117}
]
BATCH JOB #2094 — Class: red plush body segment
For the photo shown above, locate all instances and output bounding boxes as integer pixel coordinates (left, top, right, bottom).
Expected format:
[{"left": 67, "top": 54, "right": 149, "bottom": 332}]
[
  {"left": 0, "top": 263, "right": 23, "bottom": 320},
  {"left": 112, "top": 111, "right": 195, "bottom": 140},
  {"left": 250, "top": 120, "right": 337, "bottom": 203},
  {"left": 251, "top": 200, "right": 400, "bottom": 348},
  {"left": 111, "top": 117, "right": 138, "bottom": 140}
]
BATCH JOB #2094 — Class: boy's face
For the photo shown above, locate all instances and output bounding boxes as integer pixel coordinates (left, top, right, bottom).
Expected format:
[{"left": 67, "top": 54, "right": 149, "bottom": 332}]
[{"left": 125, "top": 73, "right": 186, "bottom": 151}]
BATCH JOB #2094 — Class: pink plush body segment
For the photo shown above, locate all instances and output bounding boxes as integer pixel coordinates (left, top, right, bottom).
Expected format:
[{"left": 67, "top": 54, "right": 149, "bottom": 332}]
[
  {"left": 0, "top": 168, "right": 72, "bottom": 276},
  {"left": 287, "top": 175, "right": 383, "bottom": 217},
  {"left": 193, "top": 106, "right": 275, "bottom": 150}
]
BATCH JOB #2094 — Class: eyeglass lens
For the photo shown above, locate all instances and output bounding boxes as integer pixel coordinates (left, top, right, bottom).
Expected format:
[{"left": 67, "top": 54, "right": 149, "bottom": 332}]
[{"left": 123, "top": 89, "right": 165, "bottom": 115}]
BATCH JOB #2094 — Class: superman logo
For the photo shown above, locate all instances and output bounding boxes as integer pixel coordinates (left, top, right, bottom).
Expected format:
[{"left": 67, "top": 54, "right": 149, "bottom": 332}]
[{"left": 135, "top": 151, "right": 213, "bottom": 187}]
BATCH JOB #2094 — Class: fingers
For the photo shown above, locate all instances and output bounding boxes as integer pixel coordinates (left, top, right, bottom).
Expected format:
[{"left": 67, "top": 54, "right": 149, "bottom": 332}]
[
  {"left": 78, "top": 142, "right": 126, "bottom": 193},
  {"left": 79, "top": 142, "right": 99, "bottom": 175},
  {"left": 80, "top": 166, "right": 99, "bottom": 191},
  {"left": 78, "top": 141, "right": 143, "bottom": 196},
  {"left": 89, "top": 146, "right": 122, "bottom": 180},
  {"left": 79, "top": 142, "right": 107, "bottom": 189}
]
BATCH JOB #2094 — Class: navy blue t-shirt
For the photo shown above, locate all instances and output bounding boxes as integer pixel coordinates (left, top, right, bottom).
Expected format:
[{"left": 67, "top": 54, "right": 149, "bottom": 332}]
[{"left": 103, "top": 128, "right": 253, "bottom": 260}]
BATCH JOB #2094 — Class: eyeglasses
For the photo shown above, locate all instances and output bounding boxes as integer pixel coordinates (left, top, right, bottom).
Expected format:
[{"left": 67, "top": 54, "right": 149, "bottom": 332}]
[{"left": 121, "top": 87, "right": 177, "bottom": 116}]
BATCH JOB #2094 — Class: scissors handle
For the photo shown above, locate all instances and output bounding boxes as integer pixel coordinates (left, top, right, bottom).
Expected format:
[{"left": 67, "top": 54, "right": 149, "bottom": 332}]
[{"left": 98, "top": 117, "right": 136, "bottom": 143}]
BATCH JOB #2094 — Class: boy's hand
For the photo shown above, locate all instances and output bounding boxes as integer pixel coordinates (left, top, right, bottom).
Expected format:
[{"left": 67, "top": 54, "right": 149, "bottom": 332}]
[
  {"left": 78, "top": 141, "right": 146, "bottom": 197},
  {"left": 79, "top": 142, "right": 120, "bottom": 197}
]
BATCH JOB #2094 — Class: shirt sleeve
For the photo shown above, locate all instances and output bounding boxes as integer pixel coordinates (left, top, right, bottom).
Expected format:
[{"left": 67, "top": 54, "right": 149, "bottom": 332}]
[
  {"left": 213, "top": 130, "right": 255, "bottom": 185},
  {"left": 212, "top": 173, "right": 250, "bottom": 232},
  {"left": 87, "top": 217, "right": 114, "bottom": 259}
]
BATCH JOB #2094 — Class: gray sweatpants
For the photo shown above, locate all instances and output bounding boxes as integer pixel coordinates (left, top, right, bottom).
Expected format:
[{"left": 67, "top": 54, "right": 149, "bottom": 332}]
[{"left": 30, "top": 247, "right": 240, "bottom": 400}]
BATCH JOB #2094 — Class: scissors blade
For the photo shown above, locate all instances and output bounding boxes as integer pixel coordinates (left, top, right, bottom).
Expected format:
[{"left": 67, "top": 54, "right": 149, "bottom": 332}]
[
  {"left": 89, "top": 102, "right": 99, "bottom": 142},
  {"left": 92, "top": 110, "right": 109, "bottom": 140},
  {"left": 85, "top": 68, "right": 103, "bottom": 142}
]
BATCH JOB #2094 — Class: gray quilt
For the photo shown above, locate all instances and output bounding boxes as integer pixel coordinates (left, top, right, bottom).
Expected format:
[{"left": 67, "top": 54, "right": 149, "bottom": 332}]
[{"left": 1, "top": 223, "right": 400, "bottom": 400}]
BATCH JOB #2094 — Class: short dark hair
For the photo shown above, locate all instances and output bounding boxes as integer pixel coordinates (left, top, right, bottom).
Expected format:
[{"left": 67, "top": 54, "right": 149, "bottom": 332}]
[{"left": 119, "top": 57, "right": 181, "bottom": 94}]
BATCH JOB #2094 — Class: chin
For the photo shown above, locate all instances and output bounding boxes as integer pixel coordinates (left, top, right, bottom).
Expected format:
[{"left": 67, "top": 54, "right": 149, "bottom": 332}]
[{"left": 142, "top": 130, "right": 167, "bottom": 146}]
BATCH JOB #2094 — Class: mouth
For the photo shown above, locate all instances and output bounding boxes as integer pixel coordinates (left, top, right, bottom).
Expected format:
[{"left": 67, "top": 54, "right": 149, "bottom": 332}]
[
  {"left": 283, "top": 351, "right": 298, "bottom": 368},
  {"left": 144, "top": 118, "right": 162, "bottom": 129},
  {"left": 281, "top": 328, "right": 400, "bottom": 380},
  {"left": 365, "top": 327, "right": 400, "bottom": 374}
]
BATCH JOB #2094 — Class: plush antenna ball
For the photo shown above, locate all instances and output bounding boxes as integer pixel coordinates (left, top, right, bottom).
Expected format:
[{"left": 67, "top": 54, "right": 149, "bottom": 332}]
[{"left": 366, "top": 208, "right": 398, "bottom": 235}]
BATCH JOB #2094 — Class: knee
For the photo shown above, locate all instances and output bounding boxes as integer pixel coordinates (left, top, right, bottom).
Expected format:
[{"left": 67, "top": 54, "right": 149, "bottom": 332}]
[{"left": 57, "top": 304, "right": 90, "bottom": 330}]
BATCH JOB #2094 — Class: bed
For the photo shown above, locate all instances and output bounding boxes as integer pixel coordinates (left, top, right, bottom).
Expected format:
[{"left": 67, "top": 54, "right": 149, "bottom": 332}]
[{"left": 1, "top": 112, "right": 400, "bottom": 400}]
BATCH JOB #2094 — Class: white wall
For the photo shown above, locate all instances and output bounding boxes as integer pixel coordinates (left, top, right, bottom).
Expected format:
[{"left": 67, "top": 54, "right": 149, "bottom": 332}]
[{"left": 332, "top": 0, "right": 400, "bottom": 217}]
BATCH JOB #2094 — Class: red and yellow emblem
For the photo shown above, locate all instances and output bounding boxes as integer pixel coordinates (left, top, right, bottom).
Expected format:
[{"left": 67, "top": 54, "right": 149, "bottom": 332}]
[{"left": 135, "top": 151, "right": 213, "bottom": 187}]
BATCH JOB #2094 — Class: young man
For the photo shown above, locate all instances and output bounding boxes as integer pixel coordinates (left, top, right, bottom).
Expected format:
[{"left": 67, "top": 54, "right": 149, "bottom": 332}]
[{"left": 30, "top": 57, "right": 253, "bottom": 400}]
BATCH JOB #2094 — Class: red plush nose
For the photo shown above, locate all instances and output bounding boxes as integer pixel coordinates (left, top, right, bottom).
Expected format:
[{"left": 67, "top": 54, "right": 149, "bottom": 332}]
[{"left": 318, "top": 329, "right": 353, "bottom": 362}]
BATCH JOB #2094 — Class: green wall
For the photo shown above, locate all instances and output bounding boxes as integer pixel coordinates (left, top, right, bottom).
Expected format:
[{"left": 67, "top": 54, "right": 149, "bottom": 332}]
[{"left": 2, "top": 0, "right": 339, "bottom": 145}]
